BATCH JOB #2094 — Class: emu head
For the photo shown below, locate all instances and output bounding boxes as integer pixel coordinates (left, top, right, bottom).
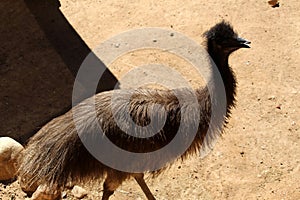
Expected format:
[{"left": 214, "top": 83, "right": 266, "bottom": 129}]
[{"left": 204, "top": 21, "right": 251, "bottom": 55}]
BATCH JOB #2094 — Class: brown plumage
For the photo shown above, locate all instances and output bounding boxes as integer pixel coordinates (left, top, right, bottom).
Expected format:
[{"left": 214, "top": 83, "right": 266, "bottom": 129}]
[{"left": 18, "top": 21, "right": 250, "bottom": 200}]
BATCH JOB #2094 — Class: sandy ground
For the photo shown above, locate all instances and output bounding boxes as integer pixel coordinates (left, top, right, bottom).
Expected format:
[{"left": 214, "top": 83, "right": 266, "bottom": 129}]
[{"left": 1, "top": 0, "right": 300, "bottom": 199}]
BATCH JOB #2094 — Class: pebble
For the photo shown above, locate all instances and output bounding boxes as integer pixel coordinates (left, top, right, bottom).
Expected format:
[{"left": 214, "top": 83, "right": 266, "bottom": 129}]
[
  {"left": 276, "top": 104, "right": 282, "bottom": 109},
  {"left": 71, "top": 185, "right": 88, "bottom": 199},
  {"left": 291, "top": 121, "right": 296, "bottom": 126},
  {"left": 268, "top": 95, "right": 276, "bottom": 100},
  {"left": 61, "top": 191, "right": 67, "bottom": 199},
  {"left": 0, "top": 137, "right": 24, "bottom": 181}
]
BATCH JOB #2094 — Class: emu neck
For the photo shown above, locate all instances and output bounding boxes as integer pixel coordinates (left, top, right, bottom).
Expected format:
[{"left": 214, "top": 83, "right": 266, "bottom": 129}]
[{"left": 207, "top": 42, "right": 237, "bottom": 110}]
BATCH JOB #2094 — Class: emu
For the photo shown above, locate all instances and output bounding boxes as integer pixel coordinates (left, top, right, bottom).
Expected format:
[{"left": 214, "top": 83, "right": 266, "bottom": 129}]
[{"left": 18, "top": 21, "right": 250, "bottom": 200}]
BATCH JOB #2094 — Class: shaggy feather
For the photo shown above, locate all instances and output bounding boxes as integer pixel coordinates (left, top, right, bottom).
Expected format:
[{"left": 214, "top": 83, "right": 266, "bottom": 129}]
[{"left": 18, "top": 21, "right": 249, "bottom": 199}]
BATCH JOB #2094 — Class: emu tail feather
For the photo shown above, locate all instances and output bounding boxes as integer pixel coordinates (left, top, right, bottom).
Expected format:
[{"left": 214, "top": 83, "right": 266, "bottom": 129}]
[{"left": 18, "top": 111, "right": 107, "bottom": 192}]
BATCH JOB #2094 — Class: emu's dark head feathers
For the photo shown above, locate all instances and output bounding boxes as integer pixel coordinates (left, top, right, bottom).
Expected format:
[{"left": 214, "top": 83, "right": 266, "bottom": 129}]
[{"left": 204, "top": 21, "right": 251, "bottom": 53}]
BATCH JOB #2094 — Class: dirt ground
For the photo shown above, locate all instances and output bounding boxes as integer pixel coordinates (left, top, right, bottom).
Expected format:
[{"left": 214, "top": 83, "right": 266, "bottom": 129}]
[{"left": 1, "top": 0, "right": 300, "bottom": 199}]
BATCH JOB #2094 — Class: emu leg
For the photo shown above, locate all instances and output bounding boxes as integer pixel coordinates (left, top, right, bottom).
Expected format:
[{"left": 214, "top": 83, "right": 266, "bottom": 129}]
[
  {"left": 133, "top": 173, "right": 156, "bottom": 200},
  {"left": 102, "top": 186, "right": 114, "bottom": 200},
  {"left": 101, "top": 171, "right": 127, "bottom": 200}
]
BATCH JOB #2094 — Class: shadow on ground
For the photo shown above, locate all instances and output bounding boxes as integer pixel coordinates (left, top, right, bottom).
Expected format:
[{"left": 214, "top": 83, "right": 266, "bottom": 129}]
[{"left": 0, "top": 0, "right": 118, "bottom": 143}]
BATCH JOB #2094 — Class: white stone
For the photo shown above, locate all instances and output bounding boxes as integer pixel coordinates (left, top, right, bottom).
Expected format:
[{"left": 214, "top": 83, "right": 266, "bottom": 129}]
[
  {"left": 0, "top": 137, "right": 24, "bottom": 181},
  {"left": 71, "top": 185, "right": 88, "bottom": 199}
]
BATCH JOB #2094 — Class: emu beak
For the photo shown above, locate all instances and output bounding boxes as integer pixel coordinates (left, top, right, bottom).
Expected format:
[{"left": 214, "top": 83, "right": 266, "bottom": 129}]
[{"left": 237, "top": 37, "right": 251, "bottom": 48}]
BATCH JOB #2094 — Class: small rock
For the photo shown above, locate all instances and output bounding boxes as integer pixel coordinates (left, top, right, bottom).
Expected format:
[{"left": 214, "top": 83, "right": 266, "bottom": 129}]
[
  {"left": 71, "top": 185, "right": 88, "bottom": 199},
  {"left": 257, "top": 174, "right": 262, "bottom": 178},
  {"left": 61, "top": 191, "right": 67, "bottom": 199},
  {"left": 268, "top": 0, "right": 280, "bottom": 8},
  {"left": 268, "top": 95, "right": 276, "bottom": 100},
  {"left": 0, "top": 137, "right": 24, "bottom": 181},
  {"left": 276, "top": 104, "right": 282, "bottom": 109},
  {"left": 31, "top": 185, "right": 61, "bottom": 200}
]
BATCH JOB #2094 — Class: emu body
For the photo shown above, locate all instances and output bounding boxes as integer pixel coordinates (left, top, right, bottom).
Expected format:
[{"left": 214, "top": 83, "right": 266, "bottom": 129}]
[{"left": 18, "top": 21, "right": 250, "bottom": 200}]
